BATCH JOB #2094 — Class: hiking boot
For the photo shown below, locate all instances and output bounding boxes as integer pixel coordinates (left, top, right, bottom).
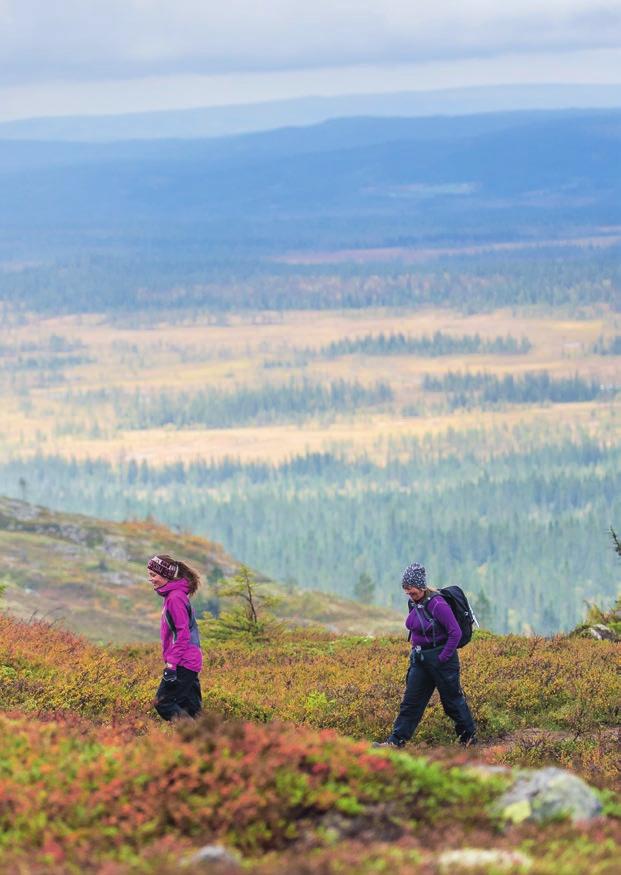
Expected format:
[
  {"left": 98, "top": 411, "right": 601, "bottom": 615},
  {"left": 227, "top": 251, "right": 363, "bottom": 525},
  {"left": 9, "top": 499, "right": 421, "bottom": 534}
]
[
  {"left": 170, "top": 708, "right": 192, "bottom": 722},
  {"left": 459, "top": 734, "right": 478, "bottom": 747},
  {"left": 373, "top": 739, "right": 405, "bottom": 749}
]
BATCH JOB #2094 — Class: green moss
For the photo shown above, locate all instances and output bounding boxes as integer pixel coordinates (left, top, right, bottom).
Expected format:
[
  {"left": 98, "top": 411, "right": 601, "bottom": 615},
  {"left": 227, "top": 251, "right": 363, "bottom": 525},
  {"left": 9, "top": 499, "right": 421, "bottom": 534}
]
[
  {"left": 597, "top": 790, "right": 621, "bottom": 819},
  {"left": 274, "top": 770, "right": 311, "bottom": 807}
]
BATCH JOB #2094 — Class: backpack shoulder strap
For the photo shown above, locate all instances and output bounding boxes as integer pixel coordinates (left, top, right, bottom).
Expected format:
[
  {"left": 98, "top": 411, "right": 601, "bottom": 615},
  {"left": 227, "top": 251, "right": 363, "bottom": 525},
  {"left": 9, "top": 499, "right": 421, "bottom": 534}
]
[
  {"left": 420, "top": 593, "right": 440, "bottom": 646},
  {"left": 421, "top": 592, "right": 440, "bottom": 621}
]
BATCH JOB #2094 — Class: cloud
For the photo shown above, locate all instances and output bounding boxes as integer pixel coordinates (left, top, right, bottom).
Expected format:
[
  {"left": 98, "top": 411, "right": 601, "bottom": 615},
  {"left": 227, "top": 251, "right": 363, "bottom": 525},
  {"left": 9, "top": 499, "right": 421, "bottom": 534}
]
[{"left": 1, "top": 1, "right": 620, "bottom": 85}]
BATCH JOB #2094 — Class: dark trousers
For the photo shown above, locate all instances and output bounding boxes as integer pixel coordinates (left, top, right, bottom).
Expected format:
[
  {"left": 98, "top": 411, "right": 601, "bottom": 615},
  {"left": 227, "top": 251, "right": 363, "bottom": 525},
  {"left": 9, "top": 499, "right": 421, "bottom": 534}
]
[
  {"left": 389, "top": 647, "right": 476, "bottom": 743},
  {"left": 154, "top": 665, "right": 202, "bottom": 721}
]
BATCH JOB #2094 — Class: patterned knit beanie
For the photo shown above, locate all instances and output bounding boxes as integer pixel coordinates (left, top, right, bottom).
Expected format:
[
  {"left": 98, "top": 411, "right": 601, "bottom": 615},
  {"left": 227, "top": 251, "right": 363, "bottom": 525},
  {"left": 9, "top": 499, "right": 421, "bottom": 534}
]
[
  {"left": 147, "top": 555, "right": 178, "bottom": 579},
  {"left": 401, "top": 563, "right": 427, "bottom": 589}
]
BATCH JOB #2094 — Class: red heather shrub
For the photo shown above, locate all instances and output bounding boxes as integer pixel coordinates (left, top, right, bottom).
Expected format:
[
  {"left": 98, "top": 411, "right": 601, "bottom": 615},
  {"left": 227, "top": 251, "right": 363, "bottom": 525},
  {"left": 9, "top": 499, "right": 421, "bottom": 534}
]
[{"left": 0, "top": 711, "right": 502, "bottom": 869}]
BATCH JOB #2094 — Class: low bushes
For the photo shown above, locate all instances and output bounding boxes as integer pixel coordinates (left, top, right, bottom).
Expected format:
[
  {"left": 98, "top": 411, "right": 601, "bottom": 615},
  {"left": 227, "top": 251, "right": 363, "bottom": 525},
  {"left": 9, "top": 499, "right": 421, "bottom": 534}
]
[
  {"left": 0, "top": 712, "right": 503, "bottom": 870},
  {"left": 1, "top": 616, "right": 619, "bottom": 744},
  {"left": 0, "top": 614, "right": 619, "bottom": 872}
]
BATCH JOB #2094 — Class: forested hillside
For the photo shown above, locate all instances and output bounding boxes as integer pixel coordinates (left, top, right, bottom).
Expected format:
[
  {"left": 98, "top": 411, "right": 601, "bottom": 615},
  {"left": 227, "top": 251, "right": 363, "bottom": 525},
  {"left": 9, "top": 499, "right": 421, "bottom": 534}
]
[
  {"left": 2, "top": 430, "right": 619, "bottom": 634},
  {"left": 2, "top": 250, "right": 618, "bottom": 315}
]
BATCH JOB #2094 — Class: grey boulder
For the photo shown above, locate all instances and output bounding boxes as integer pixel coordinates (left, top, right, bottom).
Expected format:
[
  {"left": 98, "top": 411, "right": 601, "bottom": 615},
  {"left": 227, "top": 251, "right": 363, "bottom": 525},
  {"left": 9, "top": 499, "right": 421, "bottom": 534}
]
[
  {"left": 496, "top": 766, "right": 603, "bottom": 824},
  {"left": 437, "top": 848, "right": 532, "bottom": 872},
  {"left": 181, "top": 844, "right": 241, "bottom": 871}
]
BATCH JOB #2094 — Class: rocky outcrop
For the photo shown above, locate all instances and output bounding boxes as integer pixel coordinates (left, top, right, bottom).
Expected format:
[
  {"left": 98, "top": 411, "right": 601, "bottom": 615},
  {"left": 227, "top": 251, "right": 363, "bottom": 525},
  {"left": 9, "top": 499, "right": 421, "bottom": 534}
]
[
  {"left": 496, "top": 766, "right": 603, "bottom": 824},
  {"left": 571, "top": 597, "right": 621, "bottom": 642},
  {"left": 437, "top": 848, "right": 532, "bottom": 872},
  {"left": 182, "top": 844, "right": 241, "bottom": 872},
  {"left": 586, "top": 623, "right": 619, "bottom": 641}
]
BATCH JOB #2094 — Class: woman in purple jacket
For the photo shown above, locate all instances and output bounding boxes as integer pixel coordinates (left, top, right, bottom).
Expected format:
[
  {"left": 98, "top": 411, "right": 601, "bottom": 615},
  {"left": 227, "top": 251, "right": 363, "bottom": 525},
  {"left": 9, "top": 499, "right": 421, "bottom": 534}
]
[
  {"left": 147, "top": 554, "right": 203, "bottom": 721},
  {"left": 376, "top": 563, "right": 477, "bottom": 748}
]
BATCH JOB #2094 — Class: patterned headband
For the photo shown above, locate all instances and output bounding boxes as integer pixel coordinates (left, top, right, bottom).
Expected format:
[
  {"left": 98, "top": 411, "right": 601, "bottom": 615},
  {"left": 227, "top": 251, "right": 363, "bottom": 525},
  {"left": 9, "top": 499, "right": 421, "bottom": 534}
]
[{"left": 147, "top": 555, "right": 178, "bottom": 580}]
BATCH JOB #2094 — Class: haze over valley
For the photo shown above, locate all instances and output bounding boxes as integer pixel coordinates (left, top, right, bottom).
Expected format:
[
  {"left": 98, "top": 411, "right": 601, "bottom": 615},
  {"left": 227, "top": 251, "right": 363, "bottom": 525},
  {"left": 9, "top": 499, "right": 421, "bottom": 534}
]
[{"left": 0, "top": 88, "right": 619, "bottom": 635}]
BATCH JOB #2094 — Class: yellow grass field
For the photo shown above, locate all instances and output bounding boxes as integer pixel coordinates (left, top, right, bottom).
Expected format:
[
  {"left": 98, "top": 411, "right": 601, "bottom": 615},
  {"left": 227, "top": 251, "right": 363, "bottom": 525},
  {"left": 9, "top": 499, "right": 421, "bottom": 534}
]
[
  {"left": 275, "top": 230, "right": 621, "bottom": 265},
  {"left": 1, "top": 306, "right": 619, "bottom": 466}
]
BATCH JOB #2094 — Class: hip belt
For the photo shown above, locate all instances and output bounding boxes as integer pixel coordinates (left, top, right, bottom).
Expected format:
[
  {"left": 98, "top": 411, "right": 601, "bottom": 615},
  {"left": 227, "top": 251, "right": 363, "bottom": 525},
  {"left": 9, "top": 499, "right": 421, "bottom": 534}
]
[{"left": 412, "top": 642, "right": 446, "bottom": 652}]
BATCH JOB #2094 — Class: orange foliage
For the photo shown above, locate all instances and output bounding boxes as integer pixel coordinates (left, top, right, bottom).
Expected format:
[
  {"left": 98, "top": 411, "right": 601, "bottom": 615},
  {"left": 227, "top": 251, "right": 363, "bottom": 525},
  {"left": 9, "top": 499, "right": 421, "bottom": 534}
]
[
  {"left": 0, "top": 614, "right": 619, "bottom": 872},
  {"left": 0, "top": 711, "right": 501, "bottom": 870}
]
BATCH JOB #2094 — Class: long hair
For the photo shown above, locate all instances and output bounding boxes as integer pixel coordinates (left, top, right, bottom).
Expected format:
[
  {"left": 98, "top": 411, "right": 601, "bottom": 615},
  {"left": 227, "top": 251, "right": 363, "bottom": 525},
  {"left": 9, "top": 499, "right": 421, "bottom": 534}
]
[{"left": 159, "top": 554, "right": 201, "bottom": 596}]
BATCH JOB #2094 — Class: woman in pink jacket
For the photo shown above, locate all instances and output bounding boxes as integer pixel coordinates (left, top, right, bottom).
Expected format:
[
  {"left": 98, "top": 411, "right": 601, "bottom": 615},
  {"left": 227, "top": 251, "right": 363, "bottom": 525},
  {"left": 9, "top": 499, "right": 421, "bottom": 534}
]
[{"left": 147, "top": 554, "right": 203, "bottom": 721}]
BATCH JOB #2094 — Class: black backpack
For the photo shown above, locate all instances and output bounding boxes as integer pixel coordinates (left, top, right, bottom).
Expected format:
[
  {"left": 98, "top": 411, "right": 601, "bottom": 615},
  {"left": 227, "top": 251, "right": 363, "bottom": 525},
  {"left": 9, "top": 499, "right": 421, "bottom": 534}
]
[{"left": 408, "top": 585, "right": 478, "bottom": 648}]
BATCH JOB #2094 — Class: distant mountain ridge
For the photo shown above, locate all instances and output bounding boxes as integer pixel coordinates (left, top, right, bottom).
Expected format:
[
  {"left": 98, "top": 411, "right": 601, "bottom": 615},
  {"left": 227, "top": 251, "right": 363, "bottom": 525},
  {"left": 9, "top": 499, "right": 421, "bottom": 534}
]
[
  {"left": 1, "top": 83, "right": 620, "bottom": 142},
  {"left": 1, "top": 104, "right": 618, "bottom": 314},
  {"left": 1, "top": 109, "right": 618, "bottom": 227}
]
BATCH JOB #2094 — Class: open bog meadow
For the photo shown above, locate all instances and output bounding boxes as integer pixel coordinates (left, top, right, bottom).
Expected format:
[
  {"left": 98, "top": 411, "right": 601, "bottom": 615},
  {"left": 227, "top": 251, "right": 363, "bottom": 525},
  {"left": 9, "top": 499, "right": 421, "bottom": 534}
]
[
  {"left": 0, "top": 306, "right": 619, "bottom": 463},
  {"left": 0, "top": 303, "right": 619, "bottom": 634}
]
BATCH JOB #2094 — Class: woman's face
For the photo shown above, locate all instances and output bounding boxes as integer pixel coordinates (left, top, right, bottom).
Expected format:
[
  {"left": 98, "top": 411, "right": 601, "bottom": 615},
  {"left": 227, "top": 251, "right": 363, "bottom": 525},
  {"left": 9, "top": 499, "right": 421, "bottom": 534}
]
[
  {"left": 403, "top": 584, "right": 426, "bottom": 602},
  {"left": 148, "top": 569, "right": 168, "bottom": 590}
]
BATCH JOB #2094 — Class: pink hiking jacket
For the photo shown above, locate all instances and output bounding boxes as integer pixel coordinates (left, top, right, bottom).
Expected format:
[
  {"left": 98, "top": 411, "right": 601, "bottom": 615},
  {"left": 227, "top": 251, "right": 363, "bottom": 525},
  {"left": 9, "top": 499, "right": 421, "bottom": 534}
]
[{"left": 156, "top": 577, "right": 202, "bottom": 672}]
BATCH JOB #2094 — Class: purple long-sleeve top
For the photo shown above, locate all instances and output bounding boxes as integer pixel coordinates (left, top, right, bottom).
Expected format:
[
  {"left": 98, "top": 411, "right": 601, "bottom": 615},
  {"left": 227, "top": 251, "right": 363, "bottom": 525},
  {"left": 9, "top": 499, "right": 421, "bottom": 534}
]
[
  {"left": 156, "top": 577, "right": 202, "bottom": 672},
  {"left": 405, "top": 594, "right": 461, "bottom": 663}
]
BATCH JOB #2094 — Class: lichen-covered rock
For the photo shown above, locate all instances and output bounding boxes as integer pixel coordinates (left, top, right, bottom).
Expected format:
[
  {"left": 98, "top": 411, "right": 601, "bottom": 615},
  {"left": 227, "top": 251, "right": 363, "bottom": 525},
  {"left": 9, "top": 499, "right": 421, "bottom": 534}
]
[
  {"left": 437, "top": 848, "right": 532, "bottom": 872},
  {"left": 182, "top": 844, "right": 241, "bottom": 871},
  {"left": 571, "top": 596, "right": 621, "bottom": 642},
  {"left": 496, "top": 767, "right": 603, "bottom": 824},
  {"left": 587, "top": 623, "right": 618, "bottom": 641}
]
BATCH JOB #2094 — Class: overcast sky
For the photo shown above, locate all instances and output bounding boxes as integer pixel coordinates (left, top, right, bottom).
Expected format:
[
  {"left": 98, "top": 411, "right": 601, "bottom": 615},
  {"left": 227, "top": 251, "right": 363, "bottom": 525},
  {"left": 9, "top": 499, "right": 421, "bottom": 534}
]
[{"left": 1, "top": 0, "right": 620, "bottom": 120}]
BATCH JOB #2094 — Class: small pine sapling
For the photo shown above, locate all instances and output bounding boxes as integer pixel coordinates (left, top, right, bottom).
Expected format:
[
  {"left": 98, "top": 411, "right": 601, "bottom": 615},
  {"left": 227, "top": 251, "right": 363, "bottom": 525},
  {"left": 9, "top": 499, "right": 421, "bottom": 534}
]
[{"left": 199, "top": 565, "right": 283, "bottom": 641}]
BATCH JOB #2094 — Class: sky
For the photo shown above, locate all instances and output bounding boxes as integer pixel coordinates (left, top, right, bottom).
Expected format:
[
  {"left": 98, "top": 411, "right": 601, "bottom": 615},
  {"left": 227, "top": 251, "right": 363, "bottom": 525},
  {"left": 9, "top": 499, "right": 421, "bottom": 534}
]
[{"left": 1, "top": 0, "right": 620, "bottom": 121}]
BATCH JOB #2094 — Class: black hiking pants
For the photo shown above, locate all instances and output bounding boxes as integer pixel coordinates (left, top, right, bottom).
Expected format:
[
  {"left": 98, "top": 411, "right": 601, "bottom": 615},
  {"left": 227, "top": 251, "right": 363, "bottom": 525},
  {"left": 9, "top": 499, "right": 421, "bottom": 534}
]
[
  {"left": 389, "top": 646, "right": 476, "bottom": 744},
  {"left": 154, "top": 665, "right": 202, "bottom": 721}
]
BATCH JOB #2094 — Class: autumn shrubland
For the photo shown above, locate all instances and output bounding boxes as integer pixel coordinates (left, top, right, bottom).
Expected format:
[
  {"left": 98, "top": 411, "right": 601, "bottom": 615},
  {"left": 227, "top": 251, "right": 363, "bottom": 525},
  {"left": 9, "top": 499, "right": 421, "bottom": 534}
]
[{"left": 0, "top": 608, "right": 619, "bottom": 873}]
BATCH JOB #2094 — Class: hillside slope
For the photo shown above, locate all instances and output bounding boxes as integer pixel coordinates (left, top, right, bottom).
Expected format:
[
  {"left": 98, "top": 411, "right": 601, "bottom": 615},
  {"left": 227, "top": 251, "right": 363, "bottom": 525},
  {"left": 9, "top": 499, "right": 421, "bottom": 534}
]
[
  {"left": 0, "top": 611, "right": 618, "bottom": 872},
  {"left": 0, "top": 495, "right": 402, "bottom": 642}
]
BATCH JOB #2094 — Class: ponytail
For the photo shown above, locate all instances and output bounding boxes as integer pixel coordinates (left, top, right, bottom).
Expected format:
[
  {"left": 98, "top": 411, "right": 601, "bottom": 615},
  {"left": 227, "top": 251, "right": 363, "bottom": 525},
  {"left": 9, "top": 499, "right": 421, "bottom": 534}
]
[
  {"left": 156, "top": 554, "right": 201, "bottom": 596},
  {"left": 176, "top": 560, "right": 201, "bottom": 596}
]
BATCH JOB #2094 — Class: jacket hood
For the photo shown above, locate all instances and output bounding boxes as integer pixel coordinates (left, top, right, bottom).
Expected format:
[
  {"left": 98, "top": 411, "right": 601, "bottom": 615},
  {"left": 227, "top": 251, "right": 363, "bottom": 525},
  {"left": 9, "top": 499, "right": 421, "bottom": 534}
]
[{"left": 155, "top": 577, "right": 190, "bottom": 598}]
